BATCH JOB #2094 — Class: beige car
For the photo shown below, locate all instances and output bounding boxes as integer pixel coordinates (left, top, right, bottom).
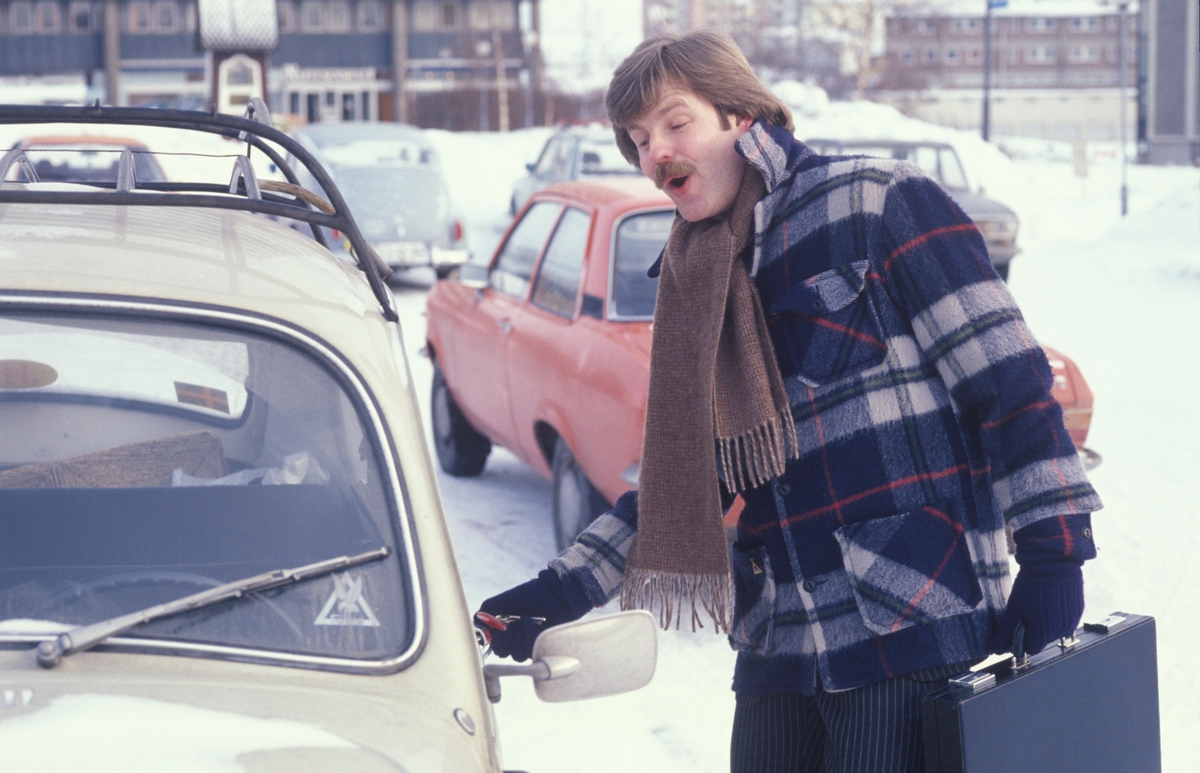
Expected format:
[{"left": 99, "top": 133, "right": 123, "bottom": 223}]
[{"left": 0, "top": 103, "right": 654, "bottom": 771}]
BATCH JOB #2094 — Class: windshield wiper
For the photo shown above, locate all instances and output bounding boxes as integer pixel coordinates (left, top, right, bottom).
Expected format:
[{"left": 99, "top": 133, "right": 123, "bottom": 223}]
[{"left": 35, "top": 546, "right": 391, "bottom": 669}]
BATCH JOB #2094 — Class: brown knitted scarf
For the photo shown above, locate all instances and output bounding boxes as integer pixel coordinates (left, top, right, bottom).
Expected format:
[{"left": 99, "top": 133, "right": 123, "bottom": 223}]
[{"left": 621, "top": 167, "right": 797, "bottom": 632}]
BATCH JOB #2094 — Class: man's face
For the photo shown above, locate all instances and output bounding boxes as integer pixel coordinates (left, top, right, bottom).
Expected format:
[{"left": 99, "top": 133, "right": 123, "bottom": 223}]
[{"left": 626, "top": 86, "right": 753, "bottom": 223}]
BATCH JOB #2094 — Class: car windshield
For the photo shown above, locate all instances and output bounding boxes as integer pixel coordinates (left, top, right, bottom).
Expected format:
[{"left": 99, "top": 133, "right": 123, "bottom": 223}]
[
  {"left": 611, "top": 210, "right": 673, "bottom": 319},
  {"left": 12, "top": 145, "right": 168, "bottom": 185},
  {"left": 577, "top": 139, "right": 637, "bottom": 176},
  {"left": 0, "top": 312, "right": 413, "bottom": 665},
  {"left": 839, "top": 144, "right": 970, "bottom": 191}
]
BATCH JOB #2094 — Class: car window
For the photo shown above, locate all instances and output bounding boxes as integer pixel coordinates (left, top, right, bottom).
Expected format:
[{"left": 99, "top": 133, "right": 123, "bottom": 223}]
[
  {"left": 533, "top": 139, "right": 561, "bottom": 177},
  {"left": 0, "top": 313, "right": 412, "bottom": 663},
  {"left": 13, "top": 145, "right": 167, "bottom": 184},
  {"left": 531, "top": 207, "right": 591, "bottom": 318},
  {"left": 611, "top": 210, "right": 674, "bottom": 319},
  {"left": 938, "top": 148, "right": 969, "bottom": 191},
  {"left": 491, "top": 202, "right": 563, "bottom": 299},
  {"left": 576, "top": 140, "right": 636, "bottom": 176}
]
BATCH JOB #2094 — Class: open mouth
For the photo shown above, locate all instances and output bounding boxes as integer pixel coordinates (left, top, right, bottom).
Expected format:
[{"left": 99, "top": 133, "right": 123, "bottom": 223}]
[{"left": 654, "top": 162, "right": 696, "bottom": 191}]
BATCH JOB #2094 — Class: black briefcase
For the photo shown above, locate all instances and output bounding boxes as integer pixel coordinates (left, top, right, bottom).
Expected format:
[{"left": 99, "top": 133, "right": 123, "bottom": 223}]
[{"left": 921, "top": 612, "right": 1160, "bottom": 773}]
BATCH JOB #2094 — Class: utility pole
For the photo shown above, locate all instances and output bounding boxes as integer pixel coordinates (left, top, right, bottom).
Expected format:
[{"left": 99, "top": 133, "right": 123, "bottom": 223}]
[
  {"left": 1118, "top": 0, "right": 1129, "bottom": 215},
  {"left": 982, "top": 0, "right": 1006, "bottom": 141},
  {"left": 490, "top": 0, "right": 510, "bottom": 132}
]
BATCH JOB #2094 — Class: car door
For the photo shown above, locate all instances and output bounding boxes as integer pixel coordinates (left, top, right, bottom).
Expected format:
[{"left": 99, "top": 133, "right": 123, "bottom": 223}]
[
  {"left": 449, "top": 201, "right": 564, "bottom": 447},
  {"left": 505, "top": 206, "right": 593, "bottom": 470}
]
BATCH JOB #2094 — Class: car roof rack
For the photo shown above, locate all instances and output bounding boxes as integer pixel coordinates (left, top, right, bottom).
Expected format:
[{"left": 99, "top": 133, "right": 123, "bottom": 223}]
[{"left": 0, "top": 101, "right": 398, "bottom": 322}]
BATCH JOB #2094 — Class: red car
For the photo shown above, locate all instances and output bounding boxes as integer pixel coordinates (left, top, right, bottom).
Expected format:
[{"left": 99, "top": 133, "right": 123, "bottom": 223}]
[{"left": 425, "top": 179, "right": 1097, "bottom": 548}]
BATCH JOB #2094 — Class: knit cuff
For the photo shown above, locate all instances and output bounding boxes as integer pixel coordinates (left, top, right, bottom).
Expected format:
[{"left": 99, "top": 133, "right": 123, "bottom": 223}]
[{"left": 1013, "top": 513, "right": 1096, "bottom": 564}]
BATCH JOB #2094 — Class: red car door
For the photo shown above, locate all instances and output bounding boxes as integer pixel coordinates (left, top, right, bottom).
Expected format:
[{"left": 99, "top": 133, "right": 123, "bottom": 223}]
[
  {"left": 446, "top": 201, "right": 564, "bottom": 446},
  {"left": 505, "top": 206, "right": 594, "bottom": 473}
]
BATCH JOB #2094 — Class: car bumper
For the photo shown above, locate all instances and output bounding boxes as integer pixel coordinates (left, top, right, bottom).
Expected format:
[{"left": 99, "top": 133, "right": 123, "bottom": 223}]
[{"left": 375, "top": 242, "right": 471, "bottom": 271}]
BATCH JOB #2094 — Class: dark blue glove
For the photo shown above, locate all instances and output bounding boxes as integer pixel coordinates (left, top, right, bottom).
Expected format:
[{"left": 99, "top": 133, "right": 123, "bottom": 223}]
[
  {"left": 475, "top": 569, "right": 593, "bottom": 662},
  {"left": 989, "top": 551, "right": 1084, "bottom": 656}
]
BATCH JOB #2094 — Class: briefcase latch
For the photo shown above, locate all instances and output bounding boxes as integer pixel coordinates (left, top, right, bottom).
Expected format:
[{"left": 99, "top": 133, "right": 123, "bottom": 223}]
[{"left": 949, "top": 670, "right": 997, "bottom": 694}]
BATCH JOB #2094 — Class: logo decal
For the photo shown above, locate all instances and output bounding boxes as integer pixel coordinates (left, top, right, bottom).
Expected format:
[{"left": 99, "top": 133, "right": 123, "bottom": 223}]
[{"left": 315, "top": 572, "right": 380, "bottom": 627}]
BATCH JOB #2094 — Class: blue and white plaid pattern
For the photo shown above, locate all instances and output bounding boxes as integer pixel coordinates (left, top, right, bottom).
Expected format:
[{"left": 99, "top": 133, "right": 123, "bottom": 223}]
[{"left": 552, "top": 122, "right": 1100, "bottom": 694}]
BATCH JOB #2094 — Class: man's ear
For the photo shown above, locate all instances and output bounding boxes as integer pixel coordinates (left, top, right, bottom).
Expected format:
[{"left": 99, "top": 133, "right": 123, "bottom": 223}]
[{"left": 732, "top": 113, "right": 753, "bottom": 136}]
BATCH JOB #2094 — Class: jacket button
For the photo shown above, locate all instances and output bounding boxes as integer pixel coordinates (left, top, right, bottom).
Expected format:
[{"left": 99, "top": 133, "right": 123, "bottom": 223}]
[
  {"left": 778, "top": 484, "right": 791, "bottom": 496},
  {"left": 1082, "top": 527, "right": 1093, "bottom": 539},
  {"left": 811, "top": 298, "right": 826, "bottom": 313},
  {"left": 803, "top": 580, "right": 818, "bottom": 593}
]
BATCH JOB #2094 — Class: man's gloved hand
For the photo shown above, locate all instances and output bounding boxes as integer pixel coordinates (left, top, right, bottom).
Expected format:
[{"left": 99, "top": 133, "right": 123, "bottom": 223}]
[
  {"left": 989, "top": 552, "right": 1085, "bottom": 656},
  {"left": 474, "top": 569, "right": 592, "bottom": 662}
]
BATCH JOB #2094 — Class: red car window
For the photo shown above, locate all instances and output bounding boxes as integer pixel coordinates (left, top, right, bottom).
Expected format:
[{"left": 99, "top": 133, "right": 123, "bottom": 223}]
[
  {"left": 611, "top": 210, "right": 673, "bottom": 319},
  {"left": 531, "top": 207, "right": 591, "bottom": 318},
  {"left": 491, "top": 202, "right": 563, "bottom": 299}
]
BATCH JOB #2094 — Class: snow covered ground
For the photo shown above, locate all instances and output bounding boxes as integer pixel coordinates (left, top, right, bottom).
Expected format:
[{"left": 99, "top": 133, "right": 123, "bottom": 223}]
[{"left": 404, "top": 110, "right": 1199, "bottom": 772}]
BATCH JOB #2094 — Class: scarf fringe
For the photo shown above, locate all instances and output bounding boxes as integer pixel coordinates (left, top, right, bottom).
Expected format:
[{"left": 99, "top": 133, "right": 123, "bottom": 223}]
[
  {"left": 620, "top": 568, "right": 733, "bottom": 633},
  {"left": 717, "top": 408, "right": 798, "bottom": 493}
]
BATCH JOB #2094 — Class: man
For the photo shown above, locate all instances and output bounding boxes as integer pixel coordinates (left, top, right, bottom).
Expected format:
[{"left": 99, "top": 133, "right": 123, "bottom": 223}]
[{"left": 475, "top": 31, "right": 1099, "bottom": 773}]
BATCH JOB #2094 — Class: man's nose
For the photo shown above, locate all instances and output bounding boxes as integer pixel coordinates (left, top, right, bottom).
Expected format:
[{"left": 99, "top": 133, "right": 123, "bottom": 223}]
[{"left": 646, "top": 132, "right": 673, "bottom": 163}]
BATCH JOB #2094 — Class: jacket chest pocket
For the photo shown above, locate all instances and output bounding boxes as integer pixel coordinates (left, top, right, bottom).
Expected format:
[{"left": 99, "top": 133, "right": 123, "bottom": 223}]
[{"left": 767, "top": 261, "right": 887, "bottom": 387}]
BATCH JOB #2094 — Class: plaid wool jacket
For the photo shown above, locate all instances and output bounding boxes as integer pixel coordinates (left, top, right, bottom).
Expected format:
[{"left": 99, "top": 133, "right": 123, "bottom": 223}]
[{"left": 551, "top": 121, "right": 1100, "bottom": 695}]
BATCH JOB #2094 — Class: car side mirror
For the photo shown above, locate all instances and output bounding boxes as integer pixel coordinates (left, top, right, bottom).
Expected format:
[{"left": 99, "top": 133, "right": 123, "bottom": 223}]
[
  {"left": 482, "top": 610, "right": 657, "bottom": 703},
  {"left": 455, "top": 263, "right": 488, "bottom": 290}
]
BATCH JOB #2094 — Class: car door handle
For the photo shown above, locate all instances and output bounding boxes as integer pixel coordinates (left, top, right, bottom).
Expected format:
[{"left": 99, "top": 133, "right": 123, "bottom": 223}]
[{"left": 496, "top": 319, "right": 512, "bottom": 334}]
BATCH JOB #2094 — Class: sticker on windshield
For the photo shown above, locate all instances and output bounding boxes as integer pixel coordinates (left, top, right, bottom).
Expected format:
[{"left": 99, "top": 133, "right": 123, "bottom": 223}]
[
  {"left": 174, "top": 381, "right": 230, "bottom": 414},
  {"left": 314, "top": 572, "right": 380, "bottom": 627}
]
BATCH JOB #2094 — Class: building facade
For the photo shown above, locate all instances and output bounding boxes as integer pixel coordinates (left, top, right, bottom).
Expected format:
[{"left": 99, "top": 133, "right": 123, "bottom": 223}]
[{"left": 0, "top": 0, "right": 539, "bottom": 131}]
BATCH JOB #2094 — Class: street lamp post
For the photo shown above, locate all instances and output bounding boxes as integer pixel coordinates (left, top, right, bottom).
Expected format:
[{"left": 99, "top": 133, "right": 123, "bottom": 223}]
[{"left": 476, "top": 39, "right": 492, "bottom": 132}]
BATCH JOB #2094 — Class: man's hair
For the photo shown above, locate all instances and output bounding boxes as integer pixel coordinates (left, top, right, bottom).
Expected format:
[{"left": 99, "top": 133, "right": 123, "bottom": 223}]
[{"left": 606, "top": 30, "right": 794, "bottom": 165}]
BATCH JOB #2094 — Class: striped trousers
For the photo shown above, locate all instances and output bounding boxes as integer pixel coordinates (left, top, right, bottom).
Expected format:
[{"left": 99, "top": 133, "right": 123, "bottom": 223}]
[{"left": 729, "top": 664, "right": 967, "bottom": 773}]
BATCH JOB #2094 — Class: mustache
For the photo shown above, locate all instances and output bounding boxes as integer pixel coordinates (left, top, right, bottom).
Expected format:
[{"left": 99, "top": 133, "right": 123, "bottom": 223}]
[{"left": 653, "top": 161, "right": 696, "bottom": 190}]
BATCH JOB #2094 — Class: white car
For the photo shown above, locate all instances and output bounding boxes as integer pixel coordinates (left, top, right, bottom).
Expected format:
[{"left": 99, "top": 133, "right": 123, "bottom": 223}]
[
  {"left": 510, "top": 124, "right": 641, "bottom": 216},
  {"left": 0, "top": 102, "right": 654, "bottom": 771}
]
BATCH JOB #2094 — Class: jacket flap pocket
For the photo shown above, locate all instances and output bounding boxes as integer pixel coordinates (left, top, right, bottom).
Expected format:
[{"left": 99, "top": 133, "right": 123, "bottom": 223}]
[
  {"left": 834, "top": 504, "right": 983, "bottom": 637},
  {"left": 769, "top": 261, "right": 869, "bottom": 317}
]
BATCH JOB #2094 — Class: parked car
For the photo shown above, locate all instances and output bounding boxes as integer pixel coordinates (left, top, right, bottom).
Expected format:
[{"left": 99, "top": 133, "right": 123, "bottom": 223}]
[
  {"left": 289, "top": 121, "right": 470, "bottom": 278},
  {"left": 0, "top": 103, "right": 655, "bottom": 771},
  {"left": 804, "top": 139, "right": 1021, "bottom": 280},
  {"left": 3, "top": 134, "right": 167, "bottom": 185},
  {"left": 425, "top": 178, "right": 1098, "bottom": 549},
  {"left": 510, "top": 123, "right": 641, "bottom": 216}
]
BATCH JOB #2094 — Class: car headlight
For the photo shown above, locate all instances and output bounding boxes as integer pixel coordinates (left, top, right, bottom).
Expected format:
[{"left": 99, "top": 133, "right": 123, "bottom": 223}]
[{"left": 974, "top": 215, "right": 1019, "bottom": 245}]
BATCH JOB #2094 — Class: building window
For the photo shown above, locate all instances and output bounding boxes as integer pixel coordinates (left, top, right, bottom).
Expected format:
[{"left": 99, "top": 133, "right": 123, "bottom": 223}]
[
  {"left": 924, "top": 48, "right": 938, "bottom": 64},
  {"left": 912, "top": 18, "right": 933, "bottom": 35},
  {"left": 952, "top": 18, "right": 978, "bottom": 33},
  {"left": 945, "top": 48, "right": 960, "bottom": 65},
  {"left": 412, "top": 1, "right": 437, "bottom": 30},
  {"left": 1025, "top": 17, "right": 1056, "bottom": 33},
  {"left": 441, "top": 2, "right": 458, "bottom": 29},
  {"left": 342, "top": 92, "right": 355, "bottom": 120},
  {"left": 361, "top": 91, "right": 371, "bottom": 120},
  {"left": 1027, "top": 45, "right": 1057, "bottom": 64},
  {"left": 299, "top": 0, "right": 324, "bottom": 32},
  {"left": 128, "top": 1, "right": 152, "bottom": 32},
  {"left": 34, "top": 0, "right": 60, "bottom": 32},
  {"left": 900, "top": 48, "right": 915, "bottom": 65},
  {"left": 327, "top": 1, "right": 351, "bottom": 32},
  {"left": 155, "top": 1, "right": 179, "bottom": 33},
  {"left": 357, "top": 0, "right": 384, "bottom": 31},
  {"left": 468, "top": 0, "right": 515, "bottom": 31},
  {"left": 66, "top": 1, "right": 93, "bottom": 32},
  {"left": 1106, "top": 16, "right": 1119, "bottom": 31},
  {"left": 289, "top": 92, "right": 300, "bottom": 115},
  {"left": 278, "top": 1, "right": 296, "bottom": 32},
  {"left": 9, "top": 2, "right": 34, "bottom": 34},
  {"left": 1071, "top": 16, "right": 1099, "bottom": 32},
  {"left": 966, "top": 47, "right": 982, "bottom": 65}
]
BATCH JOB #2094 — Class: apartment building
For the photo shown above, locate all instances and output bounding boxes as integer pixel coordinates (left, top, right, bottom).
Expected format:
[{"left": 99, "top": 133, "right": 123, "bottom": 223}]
[{"left": 0, "top": 0, "right": 536, "bottom": 130}]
